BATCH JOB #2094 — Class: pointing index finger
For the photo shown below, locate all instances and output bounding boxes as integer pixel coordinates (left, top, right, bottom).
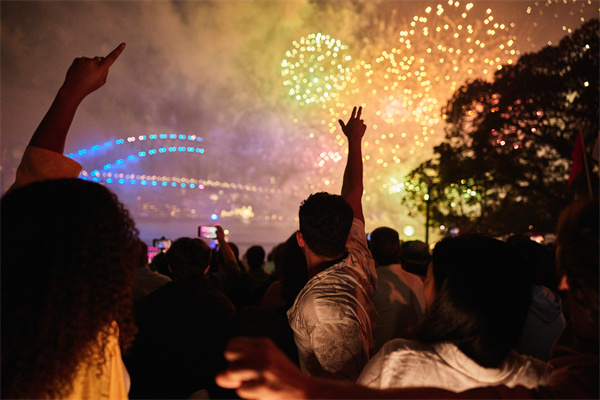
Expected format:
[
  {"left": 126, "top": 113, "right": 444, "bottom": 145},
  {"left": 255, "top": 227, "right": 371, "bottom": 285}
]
[{"left": 103, "top": 42, "right": 126, "bottom": 68}]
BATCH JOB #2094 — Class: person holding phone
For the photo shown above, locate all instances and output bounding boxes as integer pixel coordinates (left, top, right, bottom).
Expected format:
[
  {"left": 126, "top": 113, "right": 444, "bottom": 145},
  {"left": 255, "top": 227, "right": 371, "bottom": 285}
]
[{"left": 126, "top": 225, "right": 240, "bottom": 399}]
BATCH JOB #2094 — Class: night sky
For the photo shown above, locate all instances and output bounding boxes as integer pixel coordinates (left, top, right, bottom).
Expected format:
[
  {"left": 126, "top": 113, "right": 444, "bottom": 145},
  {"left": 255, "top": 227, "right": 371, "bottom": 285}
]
[{"left": 2, "top": 0, "right": 597, "bottom": 252}]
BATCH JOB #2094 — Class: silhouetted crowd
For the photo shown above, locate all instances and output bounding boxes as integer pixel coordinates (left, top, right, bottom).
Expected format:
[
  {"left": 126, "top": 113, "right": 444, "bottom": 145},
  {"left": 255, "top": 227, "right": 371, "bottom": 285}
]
[{"left": 2, "top": 43, "right": 598, "bottom": 400}]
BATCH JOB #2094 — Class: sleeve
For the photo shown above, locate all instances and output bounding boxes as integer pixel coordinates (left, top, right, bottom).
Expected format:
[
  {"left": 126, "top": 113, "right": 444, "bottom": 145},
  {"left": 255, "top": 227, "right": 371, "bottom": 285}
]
[
  {"left": 346, "top": 218, "right": 370, "bottom": 257},
  {"left": 309, "top": 320, "right": 370, "bottom": 381},
  {"left": 8, "top": 145, "right": 82, "bottom": 192},
  {"left": 346, "top": 218, "right": 377, "bottom": 297}
]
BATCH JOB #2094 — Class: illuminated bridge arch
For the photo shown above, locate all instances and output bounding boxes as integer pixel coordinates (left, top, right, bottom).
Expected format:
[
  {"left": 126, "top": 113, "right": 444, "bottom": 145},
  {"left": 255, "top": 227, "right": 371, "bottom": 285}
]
[{"left": 69, "top": 133, "right": 281, "bottom": 194}]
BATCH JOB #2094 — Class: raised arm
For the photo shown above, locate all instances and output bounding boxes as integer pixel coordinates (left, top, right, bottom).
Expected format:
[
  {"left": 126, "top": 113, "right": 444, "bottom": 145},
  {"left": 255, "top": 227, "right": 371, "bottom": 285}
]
[
  {"left": 339, "top": 106, "right": 367, "bottom": 223},
  {"left": 208, "top": 225, "right": 241, "bottom": 293},
  {"left": 215, "top": 225, "right": 237, "bottom": 265},
  {"left": 28, "top": 42, "right": 126, "bottom": 154}
]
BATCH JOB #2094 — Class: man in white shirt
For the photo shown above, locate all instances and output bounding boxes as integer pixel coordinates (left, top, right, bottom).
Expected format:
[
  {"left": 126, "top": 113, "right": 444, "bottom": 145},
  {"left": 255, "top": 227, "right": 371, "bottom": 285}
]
[
  {"left": 368, "top": 227, "right": 426, "bottom": 353},
  {"left": 287, "top": 106, "right": 378, "bottom": 380}
]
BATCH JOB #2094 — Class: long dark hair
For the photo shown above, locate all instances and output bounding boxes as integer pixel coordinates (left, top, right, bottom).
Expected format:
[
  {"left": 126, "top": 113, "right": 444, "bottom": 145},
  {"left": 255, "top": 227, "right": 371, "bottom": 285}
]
[{"left": 416, "top": 234, "right": 532, "bottom": 368}]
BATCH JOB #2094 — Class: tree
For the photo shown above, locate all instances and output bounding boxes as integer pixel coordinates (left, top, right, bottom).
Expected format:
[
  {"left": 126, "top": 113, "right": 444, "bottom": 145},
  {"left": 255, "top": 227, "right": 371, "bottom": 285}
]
[{"left": 402, "top": 19, "right": 599, "bottom": 237}]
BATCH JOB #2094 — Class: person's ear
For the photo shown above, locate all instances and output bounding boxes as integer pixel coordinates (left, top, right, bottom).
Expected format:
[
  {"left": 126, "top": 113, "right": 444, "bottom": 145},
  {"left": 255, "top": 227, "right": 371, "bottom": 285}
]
[
  {"left": 558, "top": 274, "right": 570, "bottom": 291},
  {"left": 296, "top": 231, "right": 305, "bottom": 248}
]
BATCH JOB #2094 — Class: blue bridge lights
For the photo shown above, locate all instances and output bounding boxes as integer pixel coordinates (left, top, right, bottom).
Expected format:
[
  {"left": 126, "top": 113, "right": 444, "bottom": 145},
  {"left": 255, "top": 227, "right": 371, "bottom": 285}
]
[{"left": 68, "top": 133, "right": 281, "bottom": 196}]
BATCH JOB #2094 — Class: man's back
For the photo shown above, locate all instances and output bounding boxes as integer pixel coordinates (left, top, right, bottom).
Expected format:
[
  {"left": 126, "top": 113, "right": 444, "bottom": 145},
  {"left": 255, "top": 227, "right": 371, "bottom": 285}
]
[
  {"left": 288, "top": 218, "right": 377, "bottom": 380},
  {"left": 372, "top": 264, "right": 425, "bottom": 353}
]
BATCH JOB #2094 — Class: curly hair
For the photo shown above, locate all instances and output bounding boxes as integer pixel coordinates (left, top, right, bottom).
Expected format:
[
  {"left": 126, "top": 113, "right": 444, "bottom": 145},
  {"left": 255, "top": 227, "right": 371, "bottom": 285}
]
[
  {"left": 1, "top": 179, "right": 141, "bottom": 399},
  {"left": 298, "top": 192, "right": 353, "bottom": 258}
]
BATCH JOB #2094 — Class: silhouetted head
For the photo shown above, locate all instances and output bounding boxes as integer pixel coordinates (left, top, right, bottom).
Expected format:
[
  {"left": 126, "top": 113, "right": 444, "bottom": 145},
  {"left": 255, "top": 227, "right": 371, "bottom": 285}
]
[
  {"left": 417, "top": 234, "right": 532, "bottom": 368},
  {"left": 1, "top": 178, "right": 140, "bottom": 399},
  {"left": 369, "top": 227, "right": 402, "bottom": 266},
  {"left": 166, "top": 237, "right": 212, "bottom": 279},
  {"left": 506, "top": 234, "right": 556, "bottom": 291},
  {"left": 400, "top": 240, "right": 431, "bottom": 277},
  {"left": 149, "top": 250, "right": 167, "bottom": 271},
  {"left": 298, "top": 192, "right": 353, "bottom": 258},
  {"left": 245, "top": 245, "right": 266, "bottom": 271}
]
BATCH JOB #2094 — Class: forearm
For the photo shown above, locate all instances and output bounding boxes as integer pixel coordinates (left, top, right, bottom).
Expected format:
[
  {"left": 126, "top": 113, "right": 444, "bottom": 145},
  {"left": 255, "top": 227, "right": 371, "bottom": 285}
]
[
  {"left": 28, "top": 87, "right": 84, "bottom": 154},
  {"left": 338, "top": 106, "right": 366, "bottom": 223},
  {"left": 341, "top": 137, "right": 364, "bottom": 222},
  {"left": 341, "top": 138, "right": 363, "bottom": 197},
  {"left": 219, "top": 241, "right": 237, "bottom": 265}
]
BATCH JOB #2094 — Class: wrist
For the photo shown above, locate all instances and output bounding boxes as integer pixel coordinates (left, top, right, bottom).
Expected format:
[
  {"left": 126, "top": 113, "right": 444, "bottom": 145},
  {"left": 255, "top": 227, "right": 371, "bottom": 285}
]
[{"left": 56, "top": 86, "right": 86, "bottom": 106}]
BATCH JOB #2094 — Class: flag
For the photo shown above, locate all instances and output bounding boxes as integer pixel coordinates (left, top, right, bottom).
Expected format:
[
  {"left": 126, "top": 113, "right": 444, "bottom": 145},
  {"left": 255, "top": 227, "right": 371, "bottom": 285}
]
[{"left": 568, "top": 131, "right": 584, "bottom": 187}]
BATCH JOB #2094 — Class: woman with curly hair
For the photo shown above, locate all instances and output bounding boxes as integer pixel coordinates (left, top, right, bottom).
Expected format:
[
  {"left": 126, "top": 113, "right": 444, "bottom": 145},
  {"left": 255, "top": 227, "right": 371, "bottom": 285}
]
[
  {"left": 1, "top": 43, "right": 140, "bottom": 399},
  {"left": 1, "top": 179, "right": 142, "bottom": 399}
]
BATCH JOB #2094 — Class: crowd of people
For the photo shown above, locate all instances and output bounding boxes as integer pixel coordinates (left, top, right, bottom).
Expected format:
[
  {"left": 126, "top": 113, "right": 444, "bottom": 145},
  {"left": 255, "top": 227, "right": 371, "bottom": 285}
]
[{"left": 2, "top": 43, "right": 598, "bottom": 400}]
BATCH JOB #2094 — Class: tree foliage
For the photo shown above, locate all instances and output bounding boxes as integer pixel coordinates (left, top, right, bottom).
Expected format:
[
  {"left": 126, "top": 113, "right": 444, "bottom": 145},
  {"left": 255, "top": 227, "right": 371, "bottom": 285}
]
[{"left": 402, "top": 19, "right": 599, "bottom": 236}]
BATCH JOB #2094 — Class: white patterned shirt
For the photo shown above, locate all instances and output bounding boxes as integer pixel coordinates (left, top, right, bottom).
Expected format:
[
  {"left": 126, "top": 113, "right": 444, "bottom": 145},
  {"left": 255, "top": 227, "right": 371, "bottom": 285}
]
[
  {"left": 358, "top": 339, "right": 550, "bottom": 391},
  {"left": 287, "top": 218, "right": 377, "bottom": 380}
]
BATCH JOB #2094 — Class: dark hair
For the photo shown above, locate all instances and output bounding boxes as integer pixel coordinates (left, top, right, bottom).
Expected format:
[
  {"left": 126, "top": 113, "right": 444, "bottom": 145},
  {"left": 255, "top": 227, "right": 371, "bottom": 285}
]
[
  {"left": 166, "top": 237, "right": 212, "bottom": 279},
  {"left": 506, "top": 234, "right": 557, "bottom": 292},
  {"left": 1, "top": 179, "right": 140, "bottom": 399},
  {"left": 369, "top": 227, "right": 402, "bottom": 266},
  {"left": 400, "top": 240, "right": 431, "bottom": 277},
  {"left": 278, "top": 233, "right": 309, "bottom": 311},
  {"left": 555, "top": 197, "right": 599, "bottom": 322},
  {"left": 416, "top": 234, "right": 532, "bottom": 368},
  {"left": 150, "top": 250, "right": 167, "bottom": 271},
  {"left": 246, "top": 245, "right": 266, "bottom": 270},
  {"left": 298, "top": 192, "right": 353, "bottom": 258}
]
